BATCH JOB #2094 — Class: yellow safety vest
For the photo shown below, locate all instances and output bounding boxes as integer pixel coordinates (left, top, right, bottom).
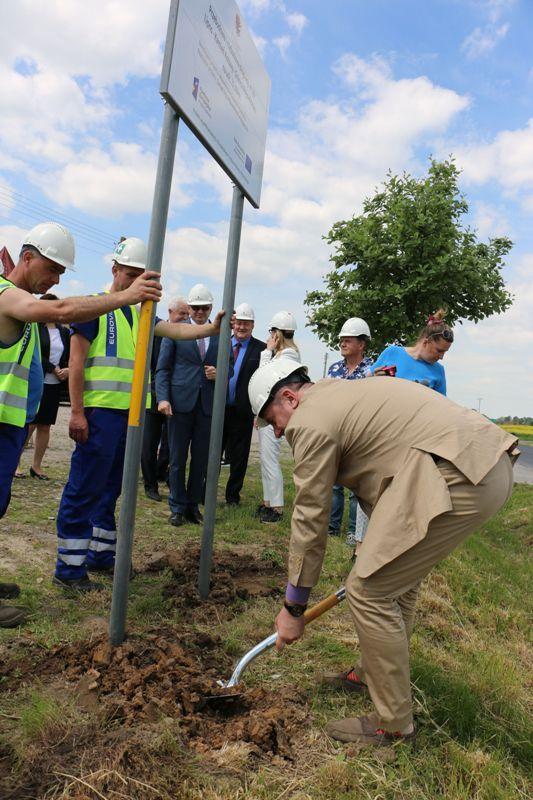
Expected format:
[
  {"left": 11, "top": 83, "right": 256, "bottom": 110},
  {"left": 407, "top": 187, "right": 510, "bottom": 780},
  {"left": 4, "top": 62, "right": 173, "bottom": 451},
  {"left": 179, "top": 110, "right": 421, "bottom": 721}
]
[
  {"left": 0, "top": 277, "right": 40, "bottom": 427},
  {"left": 83, "top": 303, "right": 148, "bottom": 410}
]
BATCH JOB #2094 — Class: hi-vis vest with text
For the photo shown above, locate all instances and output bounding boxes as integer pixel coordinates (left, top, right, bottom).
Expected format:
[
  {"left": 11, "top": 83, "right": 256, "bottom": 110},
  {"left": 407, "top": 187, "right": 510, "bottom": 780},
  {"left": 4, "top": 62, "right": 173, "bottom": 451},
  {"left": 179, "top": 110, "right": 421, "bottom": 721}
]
[
  {"left": 0, "top": 277, "right": 39, "bottom": 427},
  {"left": 83, "top": 303, "right": 148, "bottom": 410}
]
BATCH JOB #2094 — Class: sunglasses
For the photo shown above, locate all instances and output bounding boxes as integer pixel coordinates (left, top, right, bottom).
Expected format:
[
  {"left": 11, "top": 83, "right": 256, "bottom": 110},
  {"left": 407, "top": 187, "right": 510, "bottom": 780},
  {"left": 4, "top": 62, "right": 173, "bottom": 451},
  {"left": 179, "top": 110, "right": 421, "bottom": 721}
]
[
  {"left": 429, "top": 329, "right": 454, "bottom": 343},
  {"left": 190, "top": 305, "right": 211, "bottom": 311}
]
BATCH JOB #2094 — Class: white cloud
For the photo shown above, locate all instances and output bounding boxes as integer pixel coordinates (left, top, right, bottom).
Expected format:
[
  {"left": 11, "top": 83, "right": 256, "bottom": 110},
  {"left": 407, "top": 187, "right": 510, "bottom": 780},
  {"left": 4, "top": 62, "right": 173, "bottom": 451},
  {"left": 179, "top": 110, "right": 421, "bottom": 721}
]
[
  {"left": 286, "top": 12, "right": 308, "bottom": 35},
  {"left": 0, "top": 224, "right": 26, "bottom": 259},
  {"left": 36, "top": 142, "right": 199, "bottom": 219},
  {"left": 454, "top": 120, "right": 533, "bottom": 194},
  {"left": 472, "top": 201, "right": 510, "bottom": 238},
  {"left": 0, "top": 65, "right": 111, "bottom": 166},
  {"left": 273, "top": 35, "right": 292, "bottom": 59},
  {"left": 0, "top": 0, "right": 168, "bottom": 87},
  {"left": 462, "top": 23, "right": 509, "bottom": 59}
]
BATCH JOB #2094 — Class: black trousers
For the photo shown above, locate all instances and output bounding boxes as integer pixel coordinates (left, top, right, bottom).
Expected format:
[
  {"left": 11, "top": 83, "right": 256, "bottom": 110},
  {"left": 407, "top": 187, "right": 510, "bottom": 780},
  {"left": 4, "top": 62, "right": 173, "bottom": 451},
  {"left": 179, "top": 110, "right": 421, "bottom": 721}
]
[
  {"left": 167, "top": 396, "right": 211, "bottom": 513},
  {"left": 222, "top": 406, "right": 254, "bottom": 504},
  {"left": 141, "top": 410, "right": 169, "bottom": 490}
]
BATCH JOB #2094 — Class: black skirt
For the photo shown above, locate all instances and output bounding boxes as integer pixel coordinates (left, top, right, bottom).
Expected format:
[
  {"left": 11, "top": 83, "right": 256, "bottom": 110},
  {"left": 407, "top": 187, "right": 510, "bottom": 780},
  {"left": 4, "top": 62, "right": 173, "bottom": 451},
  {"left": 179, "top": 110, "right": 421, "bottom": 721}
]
[{"left": 34, "top": 383, "right": 62, "bottom": 426}]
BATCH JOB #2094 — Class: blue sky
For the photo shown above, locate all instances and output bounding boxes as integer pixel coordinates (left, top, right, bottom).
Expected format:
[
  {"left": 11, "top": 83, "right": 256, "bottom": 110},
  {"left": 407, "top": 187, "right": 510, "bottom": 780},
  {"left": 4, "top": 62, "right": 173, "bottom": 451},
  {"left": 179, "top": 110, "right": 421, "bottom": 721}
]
[{"left": 1, "top": 0, "right": 531, "bottom": 417}]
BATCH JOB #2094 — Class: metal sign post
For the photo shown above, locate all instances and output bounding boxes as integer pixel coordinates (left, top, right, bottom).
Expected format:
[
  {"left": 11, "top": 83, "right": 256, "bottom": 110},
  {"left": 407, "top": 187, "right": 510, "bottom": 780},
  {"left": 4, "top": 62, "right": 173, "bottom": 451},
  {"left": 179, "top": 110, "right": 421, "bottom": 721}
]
[
  {"left": 109, "top": 103, "right": 179, "bottom": 646},
  {"left": 198, "top": 185, "right": 244, "bottom": 599}
]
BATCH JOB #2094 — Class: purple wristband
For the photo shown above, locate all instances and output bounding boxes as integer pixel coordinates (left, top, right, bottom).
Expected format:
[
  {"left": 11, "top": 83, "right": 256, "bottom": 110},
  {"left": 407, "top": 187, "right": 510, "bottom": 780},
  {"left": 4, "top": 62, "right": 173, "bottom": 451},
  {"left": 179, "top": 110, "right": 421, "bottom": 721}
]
[{"left": 285, "top": 582, "right": 311, "bottom": 605}]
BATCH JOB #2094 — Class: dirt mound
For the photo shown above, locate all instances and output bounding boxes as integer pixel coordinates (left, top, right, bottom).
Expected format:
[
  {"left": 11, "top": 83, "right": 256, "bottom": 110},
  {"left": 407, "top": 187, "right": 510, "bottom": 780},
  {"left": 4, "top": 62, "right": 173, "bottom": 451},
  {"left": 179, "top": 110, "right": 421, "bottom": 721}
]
[
  {"left": 148, "top": 543, "right": 286, "bottom": 619},
  {"left": 3, "top": 628, "right": 308, "bottom": 744}
]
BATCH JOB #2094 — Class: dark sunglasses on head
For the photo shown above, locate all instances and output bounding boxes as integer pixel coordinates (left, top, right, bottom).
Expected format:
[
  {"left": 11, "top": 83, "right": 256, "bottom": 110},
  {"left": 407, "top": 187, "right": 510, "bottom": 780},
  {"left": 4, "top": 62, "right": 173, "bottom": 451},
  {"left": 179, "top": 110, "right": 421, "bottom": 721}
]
[{"left": 429, "top": 329, "right": 454, "bottom": 343}]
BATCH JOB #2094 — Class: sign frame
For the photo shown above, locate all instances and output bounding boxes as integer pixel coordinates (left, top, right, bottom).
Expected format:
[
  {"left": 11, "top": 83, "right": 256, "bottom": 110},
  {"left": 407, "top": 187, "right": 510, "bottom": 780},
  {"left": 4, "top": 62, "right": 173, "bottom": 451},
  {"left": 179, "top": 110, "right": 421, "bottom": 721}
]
[{"left": 160, "top": 0, "right": 270, "bottom": 209}]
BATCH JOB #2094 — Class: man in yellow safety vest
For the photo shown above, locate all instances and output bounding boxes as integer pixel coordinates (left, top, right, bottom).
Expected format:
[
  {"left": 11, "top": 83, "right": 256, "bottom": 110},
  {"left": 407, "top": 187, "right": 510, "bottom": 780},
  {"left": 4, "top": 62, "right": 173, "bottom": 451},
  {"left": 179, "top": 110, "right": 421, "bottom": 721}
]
[{"left": 0, "top": 222, "right": 162, "bottom": 627}]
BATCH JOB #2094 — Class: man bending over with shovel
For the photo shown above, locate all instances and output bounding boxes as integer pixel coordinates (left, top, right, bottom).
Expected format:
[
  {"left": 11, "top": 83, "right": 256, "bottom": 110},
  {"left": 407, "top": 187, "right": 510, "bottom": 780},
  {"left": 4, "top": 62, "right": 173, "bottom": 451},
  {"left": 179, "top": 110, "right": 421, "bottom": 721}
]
[{"left": 247, "top": 360, "right": 519, "bottom": 748}]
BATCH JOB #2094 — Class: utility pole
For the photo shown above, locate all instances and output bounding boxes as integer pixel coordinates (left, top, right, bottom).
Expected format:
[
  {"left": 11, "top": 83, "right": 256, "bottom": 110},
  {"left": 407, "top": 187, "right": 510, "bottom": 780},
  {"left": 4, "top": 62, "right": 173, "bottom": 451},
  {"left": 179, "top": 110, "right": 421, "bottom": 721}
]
[
  {"left": 322, "top": 352, "right": 328, "bottom": 378},
  {"left": 477, "top": 397, "right": 483, "bottom": 414}
]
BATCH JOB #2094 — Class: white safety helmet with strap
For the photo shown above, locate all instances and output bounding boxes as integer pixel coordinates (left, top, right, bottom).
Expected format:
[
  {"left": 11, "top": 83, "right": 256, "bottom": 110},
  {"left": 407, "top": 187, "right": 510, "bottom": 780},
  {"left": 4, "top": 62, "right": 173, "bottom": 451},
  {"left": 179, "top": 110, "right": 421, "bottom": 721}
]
[
  {"left": 188, "top": 283, "right": 214, "bottom": 305},
  {"left": 270, "top": 310, "right": 297, "bottom": 331},
  {"left": 112, "top": 237, "right": 147, "bottom": 269},
  {"left": 23, "top": 222, "right": 75, "bottom": 271},
  {"left": 248, "top": 358, "right": 309, "bottom": 425},
  {"left": 234, "top": 302, "right": 255, "bottom": 320},
  {"left": 339, "top": 317, "right": 371, "bottom": 339}
]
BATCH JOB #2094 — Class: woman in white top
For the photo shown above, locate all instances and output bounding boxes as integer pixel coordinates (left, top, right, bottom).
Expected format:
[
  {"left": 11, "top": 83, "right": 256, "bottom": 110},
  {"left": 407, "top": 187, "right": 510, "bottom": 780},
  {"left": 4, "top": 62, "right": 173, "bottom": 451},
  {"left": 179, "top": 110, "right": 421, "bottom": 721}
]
[{"left": 257, "top": 311, "right": 301, "bottom": 523}]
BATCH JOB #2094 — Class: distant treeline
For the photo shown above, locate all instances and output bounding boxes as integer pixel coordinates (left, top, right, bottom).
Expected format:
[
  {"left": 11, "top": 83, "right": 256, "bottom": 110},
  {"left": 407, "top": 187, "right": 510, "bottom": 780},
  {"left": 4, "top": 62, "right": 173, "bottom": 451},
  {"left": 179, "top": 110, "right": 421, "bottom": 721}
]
[{"left": 494, "top": 417, "right": 533, "bottom": 425}]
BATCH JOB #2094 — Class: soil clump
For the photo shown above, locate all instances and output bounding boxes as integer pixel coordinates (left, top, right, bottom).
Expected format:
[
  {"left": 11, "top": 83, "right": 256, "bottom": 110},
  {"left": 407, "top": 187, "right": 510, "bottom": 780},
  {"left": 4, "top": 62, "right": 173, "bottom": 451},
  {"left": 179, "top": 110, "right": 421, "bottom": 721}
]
[{"left": 0, "top": 626, "right": 309, "bottom": 799}]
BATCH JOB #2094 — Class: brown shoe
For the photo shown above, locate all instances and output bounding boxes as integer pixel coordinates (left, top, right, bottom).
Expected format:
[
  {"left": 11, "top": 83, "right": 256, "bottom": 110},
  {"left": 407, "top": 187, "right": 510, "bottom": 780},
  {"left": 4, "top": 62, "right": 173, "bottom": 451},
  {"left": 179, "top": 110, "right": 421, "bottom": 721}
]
[
  {"left": 326, "top": 712, "right": 416, "bottom": 748},
  {"left": 321, "top": 667, "right": 369, "bottom": 695},
  {"left": 0, "top": 604, "right": 27, "bottom": 628},
  {"left": 0, "top": 582, "right": 21, "bottom": 600}
]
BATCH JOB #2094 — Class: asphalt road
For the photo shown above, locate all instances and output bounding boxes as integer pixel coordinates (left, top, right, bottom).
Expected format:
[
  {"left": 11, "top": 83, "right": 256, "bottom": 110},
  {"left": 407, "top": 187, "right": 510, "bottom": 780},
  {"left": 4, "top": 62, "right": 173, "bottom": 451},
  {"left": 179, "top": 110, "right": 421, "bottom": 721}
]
[{"left": 514, "top": 442, "right": 533, "bottom": 484}]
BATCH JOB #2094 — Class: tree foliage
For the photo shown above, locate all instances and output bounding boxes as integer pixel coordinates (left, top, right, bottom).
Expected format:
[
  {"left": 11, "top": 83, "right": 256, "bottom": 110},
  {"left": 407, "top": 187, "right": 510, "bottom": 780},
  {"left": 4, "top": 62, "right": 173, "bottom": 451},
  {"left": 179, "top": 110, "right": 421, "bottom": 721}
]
[{"left": 305, "top": 159, "right": 513, "bottom": 354}]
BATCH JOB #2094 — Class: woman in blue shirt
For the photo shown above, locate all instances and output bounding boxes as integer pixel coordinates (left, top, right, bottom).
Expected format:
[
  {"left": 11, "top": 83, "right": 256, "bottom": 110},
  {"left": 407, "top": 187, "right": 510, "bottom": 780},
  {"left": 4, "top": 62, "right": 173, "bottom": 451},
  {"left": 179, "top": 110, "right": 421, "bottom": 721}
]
[{"left": 372, "top": 310, "right": 453, "bottom": 395}]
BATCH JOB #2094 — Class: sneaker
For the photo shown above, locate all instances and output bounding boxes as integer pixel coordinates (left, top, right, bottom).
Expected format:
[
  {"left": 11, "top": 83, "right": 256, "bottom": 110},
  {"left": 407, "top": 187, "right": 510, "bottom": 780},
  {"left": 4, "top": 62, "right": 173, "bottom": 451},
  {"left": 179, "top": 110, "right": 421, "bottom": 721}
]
[
  {"left": 260, "top": 506, "right": 283, "bottom": 523},
  {"left": 320, "top": 667, "right": 368, "bottom": 694},
  {"left": 0, "top": 582, "right": 21, "bottom": 600},
  {"left": 325, "top": 712, "right": 416, "bottom": 748},
  {"left": 345, "top": 532, "right": 357, "bottom": 546},
  {"left": 256, "top": 503, "right": 268, "bottom": 517},
  {"left": 53, "top": 575, "right": 105, "bottom": 593},
  {"left": 327, "top": 527, "right": 340, "bottom": 537},
  {"left": 0, "top": 604, "right": 27, "bottom": 628}
]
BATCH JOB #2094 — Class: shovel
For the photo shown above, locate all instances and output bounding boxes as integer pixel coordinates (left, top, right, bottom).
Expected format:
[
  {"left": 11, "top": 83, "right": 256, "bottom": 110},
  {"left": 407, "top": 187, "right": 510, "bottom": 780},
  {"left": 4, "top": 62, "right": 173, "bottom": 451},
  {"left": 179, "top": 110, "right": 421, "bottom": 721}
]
[{"left": 205, "top": 586, "right": 346, "bottom": 708}]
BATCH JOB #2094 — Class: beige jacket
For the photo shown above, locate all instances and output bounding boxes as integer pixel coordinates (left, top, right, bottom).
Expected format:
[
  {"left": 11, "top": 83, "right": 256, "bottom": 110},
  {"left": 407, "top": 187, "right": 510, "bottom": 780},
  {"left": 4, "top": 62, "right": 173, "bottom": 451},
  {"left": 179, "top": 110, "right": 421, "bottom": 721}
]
[{"left": 285, "top": 378, "right": 518, "bottom": 585}]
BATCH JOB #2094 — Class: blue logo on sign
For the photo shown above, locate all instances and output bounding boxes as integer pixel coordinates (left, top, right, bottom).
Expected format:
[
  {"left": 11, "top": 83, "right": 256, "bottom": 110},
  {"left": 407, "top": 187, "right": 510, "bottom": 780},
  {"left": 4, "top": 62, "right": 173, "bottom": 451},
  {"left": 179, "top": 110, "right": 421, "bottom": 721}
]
[
  {"left": 192, "top": 77, "right": 199, "bottom": 100},
  {"left": 245, "top": 154, "right": 252, "bottom": 174}
]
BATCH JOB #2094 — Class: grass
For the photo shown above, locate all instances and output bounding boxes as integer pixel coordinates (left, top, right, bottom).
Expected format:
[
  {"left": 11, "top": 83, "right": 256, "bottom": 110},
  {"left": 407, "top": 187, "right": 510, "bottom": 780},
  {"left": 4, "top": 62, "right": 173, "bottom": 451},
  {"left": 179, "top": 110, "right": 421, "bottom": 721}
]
[{"left": 1, "top": 439, "right": 532, "bottom": 799}]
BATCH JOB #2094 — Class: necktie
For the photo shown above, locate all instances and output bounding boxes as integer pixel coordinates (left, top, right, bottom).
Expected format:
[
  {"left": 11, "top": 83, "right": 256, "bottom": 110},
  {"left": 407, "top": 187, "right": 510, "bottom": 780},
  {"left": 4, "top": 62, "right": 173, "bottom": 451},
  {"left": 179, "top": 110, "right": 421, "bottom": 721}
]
[
  {"left": 233, "top": 341, "right": 241, "bottom": 363},
  {"left": 198, "top": 337, "right": 206, "bottom": 360}
]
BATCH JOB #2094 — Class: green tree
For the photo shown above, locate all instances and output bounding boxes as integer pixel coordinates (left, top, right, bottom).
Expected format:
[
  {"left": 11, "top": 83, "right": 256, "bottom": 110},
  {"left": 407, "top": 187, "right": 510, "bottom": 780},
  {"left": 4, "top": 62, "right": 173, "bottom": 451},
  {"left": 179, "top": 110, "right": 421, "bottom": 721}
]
[{"left": 305, "top": 159, "right": 513, "bottom": 354}]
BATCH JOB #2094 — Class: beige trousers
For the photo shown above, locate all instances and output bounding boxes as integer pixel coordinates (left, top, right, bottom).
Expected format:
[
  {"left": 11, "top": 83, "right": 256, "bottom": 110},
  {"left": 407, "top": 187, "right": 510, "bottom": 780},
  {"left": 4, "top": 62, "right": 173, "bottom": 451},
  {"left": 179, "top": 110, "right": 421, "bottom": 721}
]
[{"left": 345, "top": 453, "right": 514, "bottom": 730}]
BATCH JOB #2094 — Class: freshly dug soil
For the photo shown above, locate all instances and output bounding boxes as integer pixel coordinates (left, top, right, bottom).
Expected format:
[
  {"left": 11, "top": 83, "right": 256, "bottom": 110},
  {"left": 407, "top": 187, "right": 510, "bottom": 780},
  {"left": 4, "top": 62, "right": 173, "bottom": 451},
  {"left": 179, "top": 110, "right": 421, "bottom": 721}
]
[
  {"left": 0, "top": 626, "right": 309, "bottom": 799},
  {"left": 153, "top": 542, "right": 286, "bottom": 619}
]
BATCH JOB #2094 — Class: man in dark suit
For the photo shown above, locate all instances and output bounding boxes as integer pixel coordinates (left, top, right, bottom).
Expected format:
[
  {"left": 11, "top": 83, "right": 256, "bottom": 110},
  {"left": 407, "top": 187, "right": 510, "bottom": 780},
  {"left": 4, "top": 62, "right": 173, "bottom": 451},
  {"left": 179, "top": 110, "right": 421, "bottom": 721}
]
[
  {"left": 156, "top": 284, "right": 219, "bottom": 526},
  {"left": 141, "top": 296, "right": 189, "bottom": 501},
  {"left": 223, "top": 303, "right": 266, "bottom": 506}
]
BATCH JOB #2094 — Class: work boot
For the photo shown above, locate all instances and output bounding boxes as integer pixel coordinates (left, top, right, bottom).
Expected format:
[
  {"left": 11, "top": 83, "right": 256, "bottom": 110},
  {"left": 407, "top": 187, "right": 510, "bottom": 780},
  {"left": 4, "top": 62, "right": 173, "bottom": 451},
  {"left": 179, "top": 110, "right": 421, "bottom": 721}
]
[
  {"left": 0, "top": 582, "right": 21, "bottom": 599},
  {"left": 145, "top": 487, "right": 162, "bottom": 502},
  {"left": 0, "top": 604, "right": 27, "bottom": 628},
  {"left": 53, "top": 575, "right": 105, "bottom": 593},
  {"left": 321, "top": 667, "right": 368, "bottom": 694},
  {"left": 325, "top": 712, "right": 416, "bottom": 748}
]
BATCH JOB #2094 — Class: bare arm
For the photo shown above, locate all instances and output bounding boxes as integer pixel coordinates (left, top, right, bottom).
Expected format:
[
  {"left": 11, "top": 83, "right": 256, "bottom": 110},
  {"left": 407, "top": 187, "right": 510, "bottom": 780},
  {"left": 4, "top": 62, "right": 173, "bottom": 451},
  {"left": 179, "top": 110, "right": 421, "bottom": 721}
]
[
  {"left": 68, "top": 334, "right": 91, "bottom": 444},
  {"left": 0, "top": 272, "right": 162, "bottom": 325},
  {"left": 154, "top": 310, "right": 225, "bottom": 340}
]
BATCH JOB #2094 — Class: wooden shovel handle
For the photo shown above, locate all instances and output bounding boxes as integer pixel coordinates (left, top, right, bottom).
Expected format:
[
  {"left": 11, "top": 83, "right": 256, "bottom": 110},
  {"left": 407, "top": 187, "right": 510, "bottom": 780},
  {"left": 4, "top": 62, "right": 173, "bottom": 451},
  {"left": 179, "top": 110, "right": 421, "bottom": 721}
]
[{"left": 303, "top": 588, "right": 346, "bottom": 624}]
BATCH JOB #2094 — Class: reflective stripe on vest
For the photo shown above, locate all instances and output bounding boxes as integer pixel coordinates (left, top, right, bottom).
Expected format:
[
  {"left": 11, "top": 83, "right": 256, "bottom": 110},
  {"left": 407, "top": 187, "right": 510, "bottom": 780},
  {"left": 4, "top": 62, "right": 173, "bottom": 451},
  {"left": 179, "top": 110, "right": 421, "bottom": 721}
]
[
  {"left": 83, "top": 304, "right": 149, "bottom": 410},
  {"left": 0, "top": 277, "right": 38, "bottom": 427}
]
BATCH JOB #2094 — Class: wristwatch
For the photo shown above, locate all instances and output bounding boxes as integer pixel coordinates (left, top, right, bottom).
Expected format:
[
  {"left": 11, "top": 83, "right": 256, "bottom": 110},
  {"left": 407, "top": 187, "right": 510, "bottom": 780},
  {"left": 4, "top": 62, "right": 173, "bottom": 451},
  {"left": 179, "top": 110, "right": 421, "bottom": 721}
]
[{"left": 284, "top": 600, "right": 307, "bottom": 617}]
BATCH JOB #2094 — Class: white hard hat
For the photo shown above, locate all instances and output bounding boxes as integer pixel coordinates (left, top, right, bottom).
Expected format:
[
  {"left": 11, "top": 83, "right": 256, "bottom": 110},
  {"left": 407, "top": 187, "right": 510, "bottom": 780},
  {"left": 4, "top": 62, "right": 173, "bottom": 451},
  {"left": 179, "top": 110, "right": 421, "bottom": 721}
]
[
  {"left": 248, "top": 358, "right": 309, "bottom": 425},
  {"left": 339, "top": 317, "right": 371, "bottom": 339},
  {"left": 112, "top": 237, "right": 147, "bottom": 269},
  {"left": 270, "top": 310, "right": 297, "bottom": 331},
  {"left": 188, "top": 283, "right": 214, "bottom": 306},
  {"left": 234, "top": 302, "right": 255, "bottom": 320},
  {"left": 23, "top": 222, "right": 75, "bottom": 271}
]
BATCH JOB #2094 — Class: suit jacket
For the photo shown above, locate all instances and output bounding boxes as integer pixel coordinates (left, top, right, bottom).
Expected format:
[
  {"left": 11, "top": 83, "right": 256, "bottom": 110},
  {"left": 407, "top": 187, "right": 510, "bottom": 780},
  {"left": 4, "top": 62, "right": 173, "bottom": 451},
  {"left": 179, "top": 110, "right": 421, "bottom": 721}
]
[
  {"left": 284, "top": 378, "right": 519, "bottom": 586},
  {"left": 229, "top": 336, "right": 266, "bottom": 419},
  {"left": 155, "top": 325, "right": 219, "bottom": 416},
  {"left": 148, "top": 335, "right": 163, "bottom": 412}
]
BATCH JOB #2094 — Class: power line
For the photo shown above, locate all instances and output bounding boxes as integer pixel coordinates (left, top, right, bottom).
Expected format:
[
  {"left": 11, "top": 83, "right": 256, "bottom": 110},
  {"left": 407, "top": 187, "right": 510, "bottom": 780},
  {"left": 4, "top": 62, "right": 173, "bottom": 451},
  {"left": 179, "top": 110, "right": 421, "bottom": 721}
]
[
  {"left": 0, "top": 184, "right": 117, "bottom": 247},
  {"left": 0, "top": 203, "right": 111, "bottom": 259}
]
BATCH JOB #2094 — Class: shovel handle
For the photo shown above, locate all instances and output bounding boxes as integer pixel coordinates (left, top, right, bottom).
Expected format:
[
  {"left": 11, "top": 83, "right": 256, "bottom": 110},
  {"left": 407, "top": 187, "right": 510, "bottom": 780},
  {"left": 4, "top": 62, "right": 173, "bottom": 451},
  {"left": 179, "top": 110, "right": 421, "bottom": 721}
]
[{"left": 303, "top": 586, "right": 346, "bottom": 624}]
